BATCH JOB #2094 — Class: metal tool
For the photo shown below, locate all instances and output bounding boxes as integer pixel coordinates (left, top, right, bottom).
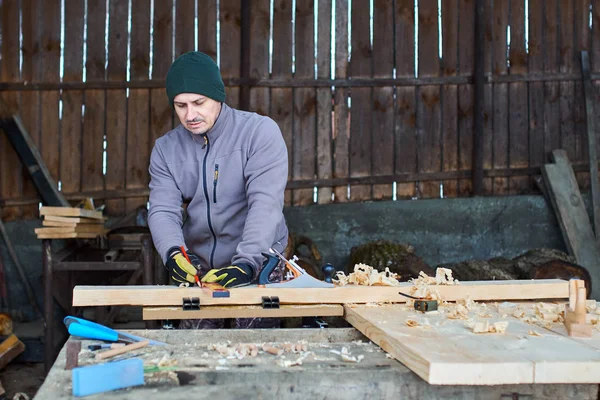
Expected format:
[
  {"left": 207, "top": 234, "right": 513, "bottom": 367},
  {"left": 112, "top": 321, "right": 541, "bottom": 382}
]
[
  {"left": 398, "top": 292, "right": 438, "bottom": 312},
  {"left": 254, "top": 248, "right": 334, "bottom": 288},
  {"left": 63, "top": 316, "right": 166, "bottom": 345}
]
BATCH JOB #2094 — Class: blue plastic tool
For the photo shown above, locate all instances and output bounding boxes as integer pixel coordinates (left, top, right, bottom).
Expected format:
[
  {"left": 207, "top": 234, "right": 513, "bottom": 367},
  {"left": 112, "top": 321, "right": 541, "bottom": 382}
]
[
  {"left": 72, "top": 358, "right": 144, "bottom": 397},
  {"left": 63, "top": 316, "right": 166, "bottom": 346}
]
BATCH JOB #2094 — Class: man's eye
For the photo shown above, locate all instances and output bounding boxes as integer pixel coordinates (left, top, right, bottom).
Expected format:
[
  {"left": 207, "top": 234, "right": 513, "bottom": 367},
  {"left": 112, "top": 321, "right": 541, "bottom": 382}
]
[{"left": 194, "top": 101, "right": 204, "bottom": 106}]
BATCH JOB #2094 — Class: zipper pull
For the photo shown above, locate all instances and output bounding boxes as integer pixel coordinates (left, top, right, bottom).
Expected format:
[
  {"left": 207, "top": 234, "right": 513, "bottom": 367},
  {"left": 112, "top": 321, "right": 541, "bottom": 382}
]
[
  {"left": 213, "top": 164, "right": 219, "bottom": 203},
  {"left": 201, "top": 134, "right": 208, "bottom": 149}
]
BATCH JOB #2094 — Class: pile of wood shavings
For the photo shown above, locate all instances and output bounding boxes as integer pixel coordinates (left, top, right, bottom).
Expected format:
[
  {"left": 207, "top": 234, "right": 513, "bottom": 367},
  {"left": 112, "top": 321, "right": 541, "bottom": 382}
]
[
  {"left": 466, "top": 320, "right": 509, "bottom": 334},
  {"left": 329, "top": 347, "right": 364, "bottom": 363},
  {"left": 333, "top": 263, "right": 401, "bottom": 286},
  {"left": 409, "top": 268, "right": 458, "bottom": 299}
]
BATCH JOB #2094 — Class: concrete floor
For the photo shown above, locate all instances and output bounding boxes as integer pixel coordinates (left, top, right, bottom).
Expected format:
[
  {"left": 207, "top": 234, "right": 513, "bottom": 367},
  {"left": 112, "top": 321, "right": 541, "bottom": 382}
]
[{"left": 1, "top": 362, "right": 45, "bottom": 399}]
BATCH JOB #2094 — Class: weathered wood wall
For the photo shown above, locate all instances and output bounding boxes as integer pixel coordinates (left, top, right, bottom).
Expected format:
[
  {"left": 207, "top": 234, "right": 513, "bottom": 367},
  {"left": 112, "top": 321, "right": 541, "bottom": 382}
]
[{"left": 0, "top": 0, "right": 598, "bottom": 220}]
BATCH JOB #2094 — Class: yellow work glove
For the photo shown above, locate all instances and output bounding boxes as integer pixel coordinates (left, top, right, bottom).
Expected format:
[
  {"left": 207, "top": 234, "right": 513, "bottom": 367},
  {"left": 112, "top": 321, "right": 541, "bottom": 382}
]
[
  {"left": 201, "top": 264, "right": 254, "bottom": 288},
  {"left": 165, "top": 246, "right": 200, "bottom": 284}
]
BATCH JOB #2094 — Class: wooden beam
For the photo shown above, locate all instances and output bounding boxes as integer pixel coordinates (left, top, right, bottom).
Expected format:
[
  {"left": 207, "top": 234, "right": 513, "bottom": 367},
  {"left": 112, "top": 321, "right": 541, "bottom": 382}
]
[
  {"left": 73, "top": 279, "right": 569, "bottom": 307},
  {"left": 43, "top": 215, "right": 106, "bottom": 224},
  {"left": 39, "top": 206, "right": 103, "bottom": 219},
  {"left": 143, "top": 304, "right": 344, "bottom": 320}
]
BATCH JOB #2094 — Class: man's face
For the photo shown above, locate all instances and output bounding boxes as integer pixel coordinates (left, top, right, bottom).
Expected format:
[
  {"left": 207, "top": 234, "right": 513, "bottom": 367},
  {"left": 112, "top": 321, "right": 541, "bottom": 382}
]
[{"left": 173, "top": 93, "right": 222, "bottom": 135}]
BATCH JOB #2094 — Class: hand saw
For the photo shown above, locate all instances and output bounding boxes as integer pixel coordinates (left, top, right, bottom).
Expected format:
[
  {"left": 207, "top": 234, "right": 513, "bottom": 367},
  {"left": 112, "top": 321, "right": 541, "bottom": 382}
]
[{"left": 253, "top": 248, "right": 334, "bottom": 289}]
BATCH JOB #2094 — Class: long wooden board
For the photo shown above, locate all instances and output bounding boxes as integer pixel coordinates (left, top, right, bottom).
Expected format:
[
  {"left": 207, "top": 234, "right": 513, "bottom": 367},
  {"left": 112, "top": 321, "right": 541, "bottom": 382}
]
[
  {"left": 39, "top": 206, "right": 103, "bottom": 220},
  {"left": 72, "top": 279, "right": 569, "bottom": 307},
  {"left": 344, "top": 304, "right": 600, "bottom": 385},
  {"left": 43, "top": 215, "right": 105, "bottom": 224},
  {"left": 143, "top": 304, "right": 344, "bottom": 320},
  {"left": 35, "top": 225, "right": 106, "bottom": 234},
  {"left": 36, "top": 232, "right": 102, "bottom": 239}
]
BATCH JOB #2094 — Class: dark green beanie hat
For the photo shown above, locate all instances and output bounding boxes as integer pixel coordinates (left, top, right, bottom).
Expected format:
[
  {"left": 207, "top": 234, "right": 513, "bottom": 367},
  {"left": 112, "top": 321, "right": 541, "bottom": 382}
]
[{"left": 165, "top": 51, "right": 226, "bottom": 106}]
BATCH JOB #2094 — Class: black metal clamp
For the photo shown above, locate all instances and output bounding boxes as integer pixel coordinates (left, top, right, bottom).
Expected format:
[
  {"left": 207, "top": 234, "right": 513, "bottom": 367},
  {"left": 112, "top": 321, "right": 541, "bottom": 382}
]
[
  {"left": 182, "top": 297, "right": 200, "bottom": 311},
  {"left": 261, "top": 296, "right": 280, "bottom": 309}
]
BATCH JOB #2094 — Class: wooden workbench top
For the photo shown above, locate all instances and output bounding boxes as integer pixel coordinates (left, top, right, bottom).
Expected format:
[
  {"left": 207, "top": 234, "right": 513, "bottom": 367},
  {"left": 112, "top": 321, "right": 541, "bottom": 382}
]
[{"left": 34, "top": 328, "right": 598, "bottom": 400}]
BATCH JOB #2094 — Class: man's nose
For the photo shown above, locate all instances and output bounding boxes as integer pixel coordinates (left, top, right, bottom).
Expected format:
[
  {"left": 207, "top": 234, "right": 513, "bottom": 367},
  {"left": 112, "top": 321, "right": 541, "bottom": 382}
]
[{"left": 185, "top": 107, "right": 196, "bottom": 121}]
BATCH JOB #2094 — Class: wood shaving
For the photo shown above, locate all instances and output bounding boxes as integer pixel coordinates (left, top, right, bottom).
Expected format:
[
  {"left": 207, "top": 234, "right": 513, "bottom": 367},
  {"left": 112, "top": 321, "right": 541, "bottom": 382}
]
[
  {"left": 277, "top": 352, "right": 310, "bottom": 368},
  {"left": 409, "top": 268, "right": 459, "bottom": 299},
  {"left": 210, "top": 343, "right": 258, "bottom": 359},
  {"left": 528, "top": 330, "right": 542, "bottom": 336},
  {"left": 281, "top": 341, "right": 308, "bottom": 353},
  {"left": 333, "top": 263, "right": 400, "bottom": 286},
  {"left": 405, "top": 319, "right": 419, "bottom": 327},
  {"left": 468, "top": 320, "right": 509, "bottom": 334},
  {"left": 586, "top": 300, "right": 597, "bottom": 313},
  {"left": 178, "top": 282, "right": 190, "bottom": 288},
  {"left": 446, "top": 304, "right": 469, "bottom": 320},
  {"left": 330, "top": 347, "right": 364, "bottom": 363}
]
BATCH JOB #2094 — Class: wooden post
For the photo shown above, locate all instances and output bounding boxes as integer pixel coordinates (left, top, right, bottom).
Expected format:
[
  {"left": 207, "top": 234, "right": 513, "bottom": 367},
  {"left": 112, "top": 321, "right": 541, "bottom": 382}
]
[{"left": 472, "top": 0, "right": 485, "bottom": 196}]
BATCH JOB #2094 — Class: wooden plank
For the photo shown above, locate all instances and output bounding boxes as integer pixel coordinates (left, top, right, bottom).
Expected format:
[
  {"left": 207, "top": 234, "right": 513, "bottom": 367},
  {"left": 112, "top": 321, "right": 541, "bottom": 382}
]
[
  {"left": 560, "top": 3, "right": 579, "bottom": 177},
  {"left": 248, "top": 0, "right": 270, "bottom": 116},
  {"left": 371, "top": 0, "right": 394, "bottom": 201},
  {"left": 348, "top": 0, "right": 372, "bottom": 201},
  {"left": 60, "top": 0, "right": 85, "bottom": 196},
  {"left": 43, "top": 215, "right": 105, "bottom": 224},
  {"left": 175, "top": 0, "right": 195, "bottom": 57},
  {"left": 292, "top": 0, "right": 316, "bottom": 205},
  {"left": 35, "top": 225, "right": 106, "bottom": 234},
  {"left": 271, "top": 0, "right": 293, "bottom": 206},
  {"left": 40, "top": 206, "right": 103, "bottom": 219},
  {"left": 40, "top": 0, "right": 61, "bottom": 195},
  {"left": 581, "top": 50, "right": 600, "bottom": 242},
  {"left": 481, "top": 1, "right": 494, "bottom": 194},
  {"left": 143, "top": 304, "right": 344, "bottom": 320},
  {"left": 333, "top": 0, "right": 349, "bottom": 202},
  {"left": 126, "top": 0, "right": 151, "bottom": 213},
  {"left": 36, "top": 232, "right": 103, "bottom": 239},
  {"left": 0, "top": 0, "right": 23, "bottom": 220},
  {"left": 508, "top": 0, "right": 529, "bottom": 194},
  {"left": 19, "top": 0, "right": 42, "bottom": 218},
  {"left": 220, "top": 0, "right": 241, "bottom": 109},
  {"left": 417, "top": 0, "right": 441, "bottom": 199},
  {"left": 0, "top": 334, "right": 25, "bottom": 371},
  {"left": 316, "top": 0, "right": 333, "bottom": 204},
  {"left": 457, "top": 0, "right": 474, "bottom": 196},
  {"left": 544, "top": 0, "right": 561, "bottom": 157},
  {"left": 574, "top": 0, "right": 591, "bottom": 189},
  {"left": 72, "top": 279, "right": 570, "bottom": 307},
  {"left": 440, "top": 0, "right": 458, "bottom": 198},
  {"left": 492, "top": 1, "right": 509, "bottom": 195},
  {"left": 105, "top": 0, "right": 129, "bottom": 216},
  {"left": 528, "top": 0, "right": 545, "bottom": 194},
  {"left": 593, "top": 0, "right": 600, "bottom": 72},
  {"left": 344, "top": 303, "right": 600, "bottom": 385},
  {"left": 82, "top": 0, "right": 107, "bottom": 208},
  {"left": 542, "top": 150, "right": 600, "bottom": 299},
  {"left": 395, "top": 0, "right": 417, "bottom": 199},
  {"left": 42, "top": 220, "right": 103, "bottom": 228},
  {"left": 197, "top": 0, "right": 217, "bottom": 58}
]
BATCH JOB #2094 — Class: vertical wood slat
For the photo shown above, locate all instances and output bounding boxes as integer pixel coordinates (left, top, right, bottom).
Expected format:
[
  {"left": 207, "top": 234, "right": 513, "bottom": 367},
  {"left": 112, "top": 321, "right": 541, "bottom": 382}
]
[
  {"left": 60, "top": 1, "right": 85, "bottom": 199},
  {"left": 395, "top": 0, "right": 417, "bottom": 200},
  {"left": 220, "top": 0, "right": 241, "bottom": 109},
  {"left": 0, "top": 1, "right": 23, "bottom": 220},
  {"left": 198, "top": 0, "right": 217, "bottom": 59},
  {"left": 574, "top": 0, "right": 591, "bottom": 190},
  {"left": 593, "top": 0, "right": 600, "bottom": 168},
  {"left": 82, "top": 0, "right": 107, "bottom": 211},
  {"left": 441, "top": 0, "right": 458, "bottom": 198},
  {"left": 293, "top": 0, "right": 316, "bottom": 206},
  {"left": 126, "top": 0, "right": 151, "bottom": 213},
  {"left": 528, "top": 0, "right": 545, "bottom": 194},
  {"left": 559, "top": 2, "right": 577, "bottom": 176},
  {"left": 349, "top": 0, "right": 372, "bottom": 201},
  {"left": 175, "top": 0, "right": 196, "bottom": 57},
  {"left": 458, "top": 0, "right": 474, "bottom": 196},
  {"left": 544, "top": 1, "right": 561, "bottom": 168},
  {"left": 150, "top": 0, "right": 174, "bottom": 157},
  {"left": 417, "top": 0, "right": 441, "bottom": 199},
  {"left": 40, "top": 0, "right": 61, "bottom": 201},
  {"left": 333, "top": 0, "right": 350, "bottom": 203},
  {"left": 316, "top": 0, "right": 333, "bottom": 204},
  {"left": 371, "top": 0, "right": 394, "bottom": 201},
  {"left": 492, "top": 0, "right": 509, "bottom": 195},
  {"left": 249, "top": 0, "right": 269, "bottom": 116},
  {"left": 508, "top": 0, "right": 529, "bottom": 194},
  {"left": 481, "top": 1, "right": 494, "bottom": 195},
  {"left": 270, "top": 0, "right": 293, "bottom": 206},
  {"left": 105, "top": 0, "right": 129, "bottom": 216},
  {"left": 20, "top": 0, "right": 42, "bottom": 218}
]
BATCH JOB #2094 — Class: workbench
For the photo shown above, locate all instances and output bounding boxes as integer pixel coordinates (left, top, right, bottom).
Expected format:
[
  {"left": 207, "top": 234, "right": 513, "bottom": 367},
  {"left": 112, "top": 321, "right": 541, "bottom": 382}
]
[{"left": 34, "top": 328, "right": 598, "bottom": 399}]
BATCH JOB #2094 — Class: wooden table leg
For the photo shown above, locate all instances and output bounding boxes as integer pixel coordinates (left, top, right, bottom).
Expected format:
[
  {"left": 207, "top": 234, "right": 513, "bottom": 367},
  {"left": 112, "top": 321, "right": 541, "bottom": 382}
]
[{"left": 42, "top": 239, "right": 54, "bottom": 372}]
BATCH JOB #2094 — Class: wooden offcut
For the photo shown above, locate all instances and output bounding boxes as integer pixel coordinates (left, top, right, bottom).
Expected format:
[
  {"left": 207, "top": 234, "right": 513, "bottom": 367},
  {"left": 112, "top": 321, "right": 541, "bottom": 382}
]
[
  {"left": 143, "top": 304, "right": 344, "bottom": 320},
  {"left": 43, "top": 215, "right": 105, "bottom": 224},
  {"left": 542, "top": 150, "right": 600, "bottom": 298},
  {"left": 0, "top": 334, "right": 25, "bottom": 371},
  {"left": 35, "top": 225, "right": 106, "bottom": 234},
  {"left": 95, "top": 340, "right": 149, "bottom": 361},
  {"left": 39, "top": 206, "right": 103, "bottom": 220},
  {"left": 564, "top": 279, "right": 592, "bottom": 337},
  {"left": 73, "top": 279, "right": 569, "bottom": 307},
  {"left": 35, "top": 232, "right": 102, "bottom": 239}
]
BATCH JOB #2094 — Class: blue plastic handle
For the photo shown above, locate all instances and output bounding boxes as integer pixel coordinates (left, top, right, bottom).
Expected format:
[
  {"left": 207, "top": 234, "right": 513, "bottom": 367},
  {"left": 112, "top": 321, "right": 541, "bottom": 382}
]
[{"left": 64, "top": 316, "right": 119, "bottom": 342}]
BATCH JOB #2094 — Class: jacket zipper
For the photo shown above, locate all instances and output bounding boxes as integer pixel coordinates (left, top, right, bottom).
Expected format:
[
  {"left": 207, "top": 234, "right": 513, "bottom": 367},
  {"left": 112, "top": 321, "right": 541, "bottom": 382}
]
[
  {"left": 201, "top": 134, "right": 218, "bottom": 269},
  {"left": 213, "top": 164, "right": 219, "bottom": 203}
]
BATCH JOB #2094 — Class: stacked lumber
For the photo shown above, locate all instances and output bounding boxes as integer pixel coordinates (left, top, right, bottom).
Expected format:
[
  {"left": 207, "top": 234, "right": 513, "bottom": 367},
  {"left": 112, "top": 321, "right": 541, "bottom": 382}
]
[{"left": 35, "top": 207, "right": 106, "bottom": 239}]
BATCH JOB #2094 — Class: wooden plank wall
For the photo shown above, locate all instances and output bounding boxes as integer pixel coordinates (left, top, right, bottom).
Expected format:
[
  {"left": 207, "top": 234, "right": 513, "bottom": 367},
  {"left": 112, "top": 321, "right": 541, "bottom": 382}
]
[{"left": 0, "top": 1, "right": 598, "bottom": 220}]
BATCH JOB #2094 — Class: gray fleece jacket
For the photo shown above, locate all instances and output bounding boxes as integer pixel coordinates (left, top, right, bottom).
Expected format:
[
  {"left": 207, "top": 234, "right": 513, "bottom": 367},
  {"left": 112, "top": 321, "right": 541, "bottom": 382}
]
[{"left": 147, "top": 103, "right": 288, "bottom": 277}]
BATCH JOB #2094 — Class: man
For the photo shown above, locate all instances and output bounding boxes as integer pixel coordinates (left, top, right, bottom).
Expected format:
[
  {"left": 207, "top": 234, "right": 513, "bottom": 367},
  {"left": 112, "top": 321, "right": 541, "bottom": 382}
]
[{"left": 148, "top": 51, "right": 288, "bottom": 329}]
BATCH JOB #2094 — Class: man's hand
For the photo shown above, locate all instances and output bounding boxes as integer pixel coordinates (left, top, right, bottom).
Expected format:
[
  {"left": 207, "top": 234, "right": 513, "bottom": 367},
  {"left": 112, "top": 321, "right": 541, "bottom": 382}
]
[
  {"left": 165, "top": 246, "right": 201, "bottom": 284},
  {"left": 201, "top": 263, "right": 254, "bottom": 288}
]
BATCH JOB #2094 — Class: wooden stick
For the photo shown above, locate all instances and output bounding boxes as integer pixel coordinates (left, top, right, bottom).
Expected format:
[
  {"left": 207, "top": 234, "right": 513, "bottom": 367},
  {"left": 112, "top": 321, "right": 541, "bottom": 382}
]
[{"left": 95, "top": 340, "right": 149, "bottom": 361}]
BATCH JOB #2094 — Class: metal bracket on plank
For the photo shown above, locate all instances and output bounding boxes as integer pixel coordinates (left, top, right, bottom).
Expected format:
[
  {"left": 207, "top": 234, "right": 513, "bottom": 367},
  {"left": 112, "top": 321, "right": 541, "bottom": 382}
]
[
  {"left": 182, "top": 297, "right": 200, "bottom": 311},
  {"left": 261, "top": 296, "right": 280, "bottom": 309}
]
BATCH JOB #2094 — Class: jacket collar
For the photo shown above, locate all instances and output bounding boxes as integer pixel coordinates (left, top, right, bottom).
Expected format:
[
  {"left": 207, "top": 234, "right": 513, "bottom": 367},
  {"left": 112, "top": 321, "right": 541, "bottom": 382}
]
[{"left": 187, "top": 103, "right": 231, "bottom": 145}]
